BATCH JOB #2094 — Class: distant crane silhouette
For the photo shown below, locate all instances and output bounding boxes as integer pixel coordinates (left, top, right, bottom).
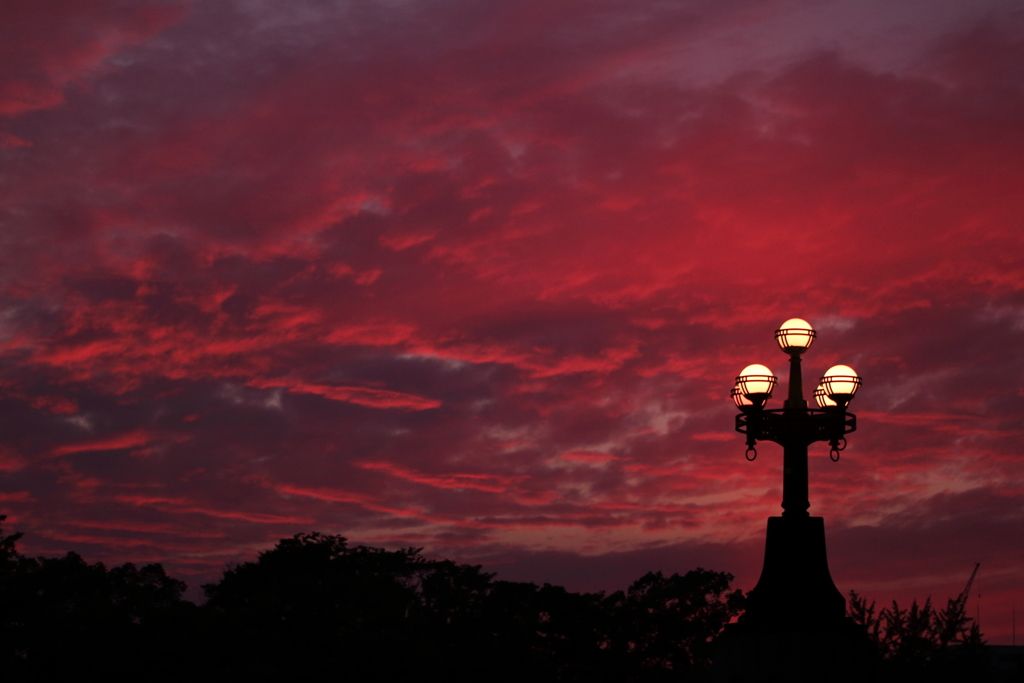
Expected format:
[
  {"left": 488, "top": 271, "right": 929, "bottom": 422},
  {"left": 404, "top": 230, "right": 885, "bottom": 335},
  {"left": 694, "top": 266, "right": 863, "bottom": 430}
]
[
  {"left": 957, "top": 562, "right": 980, "bottom": 617},
  {"left": 937, "top": 562, "right": 980, "bottom": 646}
]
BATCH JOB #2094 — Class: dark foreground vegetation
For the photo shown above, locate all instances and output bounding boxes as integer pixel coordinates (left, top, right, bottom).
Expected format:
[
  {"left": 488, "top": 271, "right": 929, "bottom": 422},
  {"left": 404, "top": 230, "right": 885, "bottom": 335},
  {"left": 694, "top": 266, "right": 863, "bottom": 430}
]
[
  {"left": 0, "top": 515, "right": 1017, "bottom": 681},
  {"left": 1, "top": 516, "right": 742, "bottom": 681},
  {"left": 847, "top": 590, "right": 1014, "bottom": 682}
]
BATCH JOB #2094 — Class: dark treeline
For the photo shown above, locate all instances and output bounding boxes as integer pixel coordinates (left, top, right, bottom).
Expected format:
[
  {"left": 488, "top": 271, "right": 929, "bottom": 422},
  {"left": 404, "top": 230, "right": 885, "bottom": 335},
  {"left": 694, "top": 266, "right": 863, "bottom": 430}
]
[
  {"left": 0, "top": 517, "right": 743, "bottom": 681},
  {"left": 1, "top": 515, "right": 1015, "bottom": 681}
]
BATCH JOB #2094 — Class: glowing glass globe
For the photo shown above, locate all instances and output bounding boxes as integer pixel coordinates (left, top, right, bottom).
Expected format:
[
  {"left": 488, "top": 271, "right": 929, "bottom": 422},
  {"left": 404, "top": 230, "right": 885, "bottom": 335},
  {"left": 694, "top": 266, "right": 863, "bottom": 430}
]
[
  {"left": 814, "top": 384, "right": 838, "bottom": 408},
  {"left": 820, "top": 364, "right": 861, "bottom": 406},
  {"left": 736, "top": 364, "right": 777, "bottom": 406},
  {"left": 775, "top": 318, "right": 816, "bottom": 354},
  {"left": 732, "top": 385, "right": 754, "bottom": 408}
]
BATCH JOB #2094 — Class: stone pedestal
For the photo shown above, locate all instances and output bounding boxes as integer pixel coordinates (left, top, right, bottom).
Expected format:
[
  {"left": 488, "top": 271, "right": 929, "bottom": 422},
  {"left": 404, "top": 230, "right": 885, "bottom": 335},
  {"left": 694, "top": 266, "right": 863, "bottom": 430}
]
[
  {"left": 713, "top": 516, "right": 876, "bottom": 682},
  {"left": 741, "top": 516, "right": 845, "bottom": 630},
  {"left": 714, "top": 631, "right": 875, "bottom": 683}
]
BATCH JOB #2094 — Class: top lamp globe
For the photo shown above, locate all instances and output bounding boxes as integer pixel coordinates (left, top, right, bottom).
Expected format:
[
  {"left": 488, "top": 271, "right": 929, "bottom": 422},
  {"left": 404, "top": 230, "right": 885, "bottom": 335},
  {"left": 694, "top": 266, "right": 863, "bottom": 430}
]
[{"left": 775, "top": 318, "right": 816, "bottom": 355}]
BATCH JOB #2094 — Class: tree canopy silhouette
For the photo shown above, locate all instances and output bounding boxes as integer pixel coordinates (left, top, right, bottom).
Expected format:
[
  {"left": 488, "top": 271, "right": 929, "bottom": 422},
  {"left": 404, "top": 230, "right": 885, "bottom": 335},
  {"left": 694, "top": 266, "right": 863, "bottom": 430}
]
[
  {"left": 0, "top": 515, "right": 196, "bottom": 679},
  {"left": 199, "top": 531, "right": 744, "bottom": 681}
]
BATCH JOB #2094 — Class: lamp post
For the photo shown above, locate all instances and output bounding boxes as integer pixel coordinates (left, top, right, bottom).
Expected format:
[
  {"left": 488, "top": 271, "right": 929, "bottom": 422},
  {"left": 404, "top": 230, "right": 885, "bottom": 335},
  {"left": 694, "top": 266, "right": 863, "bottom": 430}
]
[{"left": 728, "top": 318, "right": 862, "bottom": 635}]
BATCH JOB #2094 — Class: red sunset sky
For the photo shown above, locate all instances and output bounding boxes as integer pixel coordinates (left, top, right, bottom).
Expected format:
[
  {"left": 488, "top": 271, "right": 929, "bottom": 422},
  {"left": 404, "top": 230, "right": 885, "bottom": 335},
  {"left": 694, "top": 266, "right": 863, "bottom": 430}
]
[{"left": 2, "top": 0, "right": 1023, "bottom": 643}]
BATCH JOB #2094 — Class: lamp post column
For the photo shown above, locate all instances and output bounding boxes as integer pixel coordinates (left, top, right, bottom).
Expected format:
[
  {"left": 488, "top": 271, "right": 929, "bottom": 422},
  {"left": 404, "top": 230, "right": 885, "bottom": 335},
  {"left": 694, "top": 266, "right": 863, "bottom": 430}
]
[
  {"left": 782, "top": 441, "right": 810, "bottom": 518},
  {"left": 782, "top": 354, "right": 810, "bottom": 518}
]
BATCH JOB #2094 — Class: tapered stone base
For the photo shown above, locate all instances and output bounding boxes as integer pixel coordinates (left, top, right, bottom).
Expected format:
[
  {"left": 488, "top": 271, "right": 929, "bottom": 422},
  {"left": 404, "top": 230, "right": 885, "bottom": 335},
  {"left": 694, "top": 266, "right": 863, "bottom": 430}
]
[
  {"left": 741, "top": 516, "right": 845, "bottom": 631},
  {"left": 712, "top": 516, "right": 876, "bottom": 682}
]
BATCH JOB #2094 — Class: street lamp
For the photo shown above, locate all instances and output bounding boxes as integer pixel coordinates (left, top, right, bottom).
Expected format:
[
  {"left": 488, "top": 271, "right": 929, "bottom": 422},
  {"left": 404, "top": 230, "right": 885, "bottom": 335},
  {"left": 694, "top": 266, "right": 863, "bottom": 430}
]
[{"left": 726, "top": 317, "right": 864, "bottom": 636}]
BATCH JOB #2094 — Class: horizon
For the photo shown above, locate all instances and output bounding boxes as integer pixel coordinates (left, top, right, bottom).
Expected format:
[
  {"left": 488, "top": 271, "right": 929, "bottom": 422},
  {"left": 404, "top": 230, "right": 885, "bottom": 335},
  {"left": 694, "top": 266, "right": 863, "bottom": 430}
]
[{"left": 1, "top": 0, "right": 1022, "bottom": 644}]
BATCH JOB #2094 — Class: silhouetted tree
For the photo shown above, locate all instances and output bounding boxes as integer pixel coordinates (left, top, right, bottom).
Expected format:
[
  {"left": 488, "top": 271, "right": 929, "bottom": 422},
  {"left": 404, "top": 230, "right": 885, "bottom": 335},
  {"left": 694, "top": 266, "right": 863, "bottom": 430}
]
[
  {"left": 0, "top": 515, "right": 21, "bottom": 563},
  {"left": 601, "top": 569, "right": 744, "bottom": 681},
  {"left": 849, "top": 589, "right": 991, "bottom": 682},
  {"left": 201, "top": 532, "right": 432, "bottom": 678},
  {"left": 0, "top": 516, "right": 195, "bottom": 680}
]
